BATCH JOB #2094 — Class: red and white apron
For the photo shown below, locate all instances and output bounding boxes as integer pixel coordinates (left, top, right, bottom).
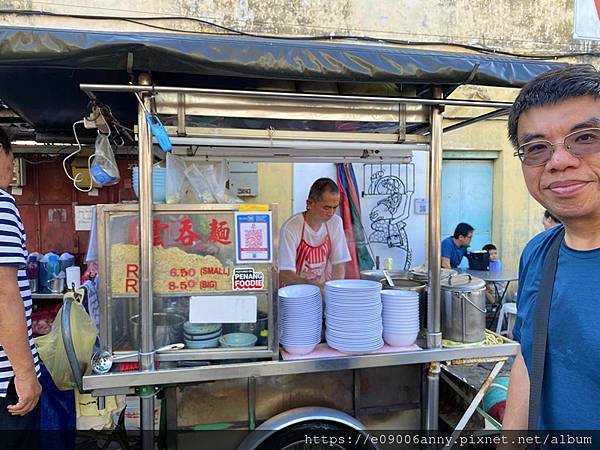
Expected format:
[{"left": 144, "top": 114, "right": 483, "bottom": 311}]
[{"left": 295, "top": 215, "right": 332, "bottom": 283}]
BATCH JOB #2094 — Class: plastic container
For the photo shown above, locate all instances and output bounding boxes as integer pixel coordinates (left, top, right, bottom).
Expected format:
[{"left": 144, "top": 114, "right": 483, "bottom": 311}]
[
  {"left": 39, "top": 253, "right": 50, "bottom": 293},
  {"left": 383, "top": 258, "right": 393, "bottom": 271},
  {"left": 45, "top": 254, "right": 65, "bottom": 294},
  {"left": 59, "top": 252, "right": 75, "bottom": 272},
  {"left": 132, "top": 167, "right": 167, "bottom": 203},
  {"left": 45, "top": 254, "right": 61, "bottom": 290},
  {"left": 26, "top": 255, "right": 39, "bottom": 293},
  {"left": 66, "top": 266, "right": 81, "bottom": 291}
]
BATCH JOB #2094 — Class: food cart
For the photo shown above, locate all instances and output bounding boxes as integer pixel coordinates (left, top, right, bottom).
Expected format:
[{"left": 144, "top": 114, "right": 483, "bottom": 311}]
[{"left": 0, "top": 26, "right": 564, "bottom": 449}]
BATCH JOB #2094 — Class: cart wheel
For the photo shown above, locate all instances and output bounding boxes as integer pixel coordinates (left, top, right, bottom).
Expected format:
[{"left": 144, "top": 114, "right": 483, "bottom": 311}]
[{"left": 255, "top": 420, "right": 378, "bottom": 450}]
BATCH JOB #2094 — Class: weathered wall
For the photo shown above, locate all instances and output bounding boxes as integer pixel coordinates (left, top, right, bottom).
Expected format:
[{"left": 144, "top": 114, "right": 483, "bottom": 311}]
[
  {"left": 0, "top": 0, "right": 591, "bottom": 57},
  {"left": 1, "top": 0, "right": 598, "bottom": 271}
]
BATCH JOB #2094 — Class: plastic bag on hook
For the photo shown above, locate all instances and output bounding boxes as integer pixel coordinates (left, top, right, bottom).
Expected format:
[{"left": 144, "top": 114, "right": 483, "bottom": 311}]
[
  {"left": 35, "top": 295, "right": 98, "bottom": 391},
  {"left": 90, "top": 134, "right": 120, "bottom": 186}
]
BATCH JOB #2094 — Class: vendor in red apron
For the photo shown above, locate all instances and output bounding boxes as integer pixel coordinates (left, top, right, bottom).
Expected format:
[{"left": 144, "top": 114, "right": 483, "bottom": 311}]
[{"left": 279, "top": 178, "right": 351, "bottom": 288}]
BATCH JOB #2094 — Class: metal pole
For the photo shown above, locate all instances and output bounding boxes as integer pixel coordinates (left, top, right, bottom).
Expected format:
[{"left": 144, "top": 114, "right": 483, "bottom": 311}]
[
  {"left": 426, "top": 87, "right": 444, "bottom": 431},
  {"left": 168, "top": 137, "right": 428, "bottom": 152},
  {"left": 427, "top": 87, "right": 444, "bottom": 349},
  {"left": 353, "top": 369, "right": 361, "bottom": 420},
  {"left": 137, "top": 73, "right": 156, "bottom": 449},
  {"left": 442, "top": 360, "right": 506, "bottom": 449},
  {"left": 248, "top": 377, "right": 256, "bottom": 430},
  {"left": 426, "top": 362, "right": 441, "bottom": 431},
  {"left": 80, "top": 83, "right": 512, "bottom": 109}
]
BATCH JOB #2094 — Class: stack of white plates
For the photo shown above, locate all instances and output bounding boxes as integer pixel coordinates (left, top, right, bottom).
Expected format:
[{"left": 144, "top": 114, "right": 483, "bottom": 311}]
[
  {"left": 278, "top": 284, "right": 322, "bottom": 355},
  {"left": 381, "top": 290, "right": 419, "bottom": 346},
  {"left": 325, "top": 279, "right": 384, "bottom": 353}
]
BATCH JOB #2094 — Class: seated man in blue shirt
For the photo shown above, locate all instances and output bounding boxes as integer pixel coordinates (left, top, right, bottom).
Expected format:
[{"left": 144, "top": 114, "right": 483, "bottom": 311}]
[{"left": 441, "top": 223, "right": 474, "bottom": 269}]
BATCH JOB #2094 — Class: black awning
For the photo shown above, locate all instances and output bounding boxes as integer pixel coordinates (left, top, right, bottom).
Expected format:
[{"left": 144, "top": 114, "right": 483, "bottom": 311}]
[
  {"left": 0, "top": 26, "right": 563, "bottom": 86},
  {"left": 0, "top": 26, "right": 564, "bottom": 137}
]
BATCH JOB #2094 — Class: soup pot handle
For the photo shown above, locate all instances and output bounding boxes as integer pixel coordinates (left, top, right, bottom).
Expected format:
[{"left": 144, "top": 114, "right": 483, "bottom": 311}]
[{"left": 460, "top": 292, "right": 486, "bottom": 313}]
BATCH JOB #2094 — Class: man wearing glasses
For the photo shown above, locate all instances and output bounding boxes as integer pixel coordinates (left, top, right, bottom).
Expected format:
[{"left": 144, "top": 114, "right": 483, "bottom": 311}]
[
  {"left": 441, "top": 222, "right": 474, "bottom": 269},
  {"left": 504, "top": 65, "right": 600, "bottom": 432}
]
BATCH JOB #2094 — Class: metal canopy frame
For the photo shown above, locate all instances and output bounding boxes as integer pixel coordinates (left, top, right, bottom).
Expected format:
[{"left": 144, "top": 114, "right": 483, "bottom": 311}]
[
  {"left": 81, "top": 83, "right": 512, "bottom": 108},
  {"left": 79, "top": 82, "right": 516, "bottom": 443}
]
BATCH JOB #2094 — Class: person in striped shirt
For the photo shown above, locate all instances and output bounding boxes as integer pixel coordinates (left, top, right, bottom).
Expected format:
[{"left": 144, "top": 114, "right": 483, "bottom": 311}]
[{"left": 0, "top": 127, "right": 41, "bottom": 431}]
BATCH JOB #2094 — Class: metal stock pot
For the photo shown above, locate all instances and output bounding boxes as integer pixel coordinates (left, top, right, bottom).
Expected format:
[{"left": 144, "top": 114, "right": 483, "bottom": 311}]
[{"left": 441, "top": 274, "right": 486, "bottom": 343}]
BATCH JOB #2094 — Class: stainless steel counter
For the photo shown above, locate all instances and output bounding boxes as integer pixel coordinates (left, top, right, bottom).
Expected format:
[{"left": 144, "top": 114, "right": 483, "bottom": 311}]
[{"left": 83, "top": 339, "right": 518, "bottom": 394}]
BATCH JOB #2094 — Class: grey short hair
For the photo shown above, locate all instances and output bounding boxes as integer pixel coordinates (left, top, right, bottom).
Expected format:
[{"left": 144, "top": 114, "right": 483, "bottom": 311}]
[
  {"left": 508, "top": 65, "right": 600, "bottom": 148},
  {"left": 308, "top": 178, "right": 339, "bottom": 201}
]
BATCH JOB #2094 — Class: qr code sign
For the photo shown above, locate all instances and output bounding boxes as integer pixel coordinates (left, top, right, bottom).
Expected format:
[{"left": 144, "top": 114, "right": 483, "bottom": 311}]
[{"left": 244, "top": 228, "right": 263, "bottom": 250}]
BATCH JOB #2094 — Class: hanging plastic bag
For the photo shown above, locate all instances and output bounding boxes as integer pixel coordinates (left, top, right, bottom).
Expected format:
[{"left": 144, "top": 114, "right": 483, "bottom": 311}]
[
  {"left": 90, "top": 133, "right": 120, "bottom": 186},
  {"left": 185, "top": 162, "right": 243, "bottom": 204},
  {"left": 184, "top": 164, "right": 218, "bottom": 203},
  {"left": 35, "top": 296, "right": 98, "bottom": 391},
  {"left": 166, "top": 153, "right": 191, "bottom": 204},
  {"left": 167, "top": 154, "right": 243, "bottom": 204},
  {"left": 75, "top": 391, "right": 125, "bottom": 430}
]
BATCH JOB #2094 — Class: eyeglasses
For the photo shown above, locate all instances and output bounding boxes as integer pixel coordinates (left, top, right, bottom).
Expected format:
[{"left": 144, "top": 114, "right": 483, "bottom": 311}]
[{"left": 514, "top": 127, "right": 600, "bottom": 166}]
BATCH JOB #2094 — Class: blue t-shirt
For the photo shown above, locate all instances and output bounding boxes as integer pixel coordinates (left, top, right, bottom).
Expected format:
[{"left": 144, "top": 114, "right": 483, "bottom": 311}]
[
  {"left": 441, "top": 236, "right": 468, "bottom": 268},
  {"left": 513, "top": 225, "right": 600, "bottom": 429},
  {"left": 489, "top": 260, "right": 502, "bottom": 271}
]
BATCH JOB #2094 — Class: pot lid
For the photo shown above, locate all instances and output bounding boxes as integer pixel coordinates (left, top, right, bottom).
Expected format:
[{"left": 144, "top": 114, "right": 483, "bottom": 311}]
[{"left": 441, "top": 274, "right": 485, "bottom": 291}]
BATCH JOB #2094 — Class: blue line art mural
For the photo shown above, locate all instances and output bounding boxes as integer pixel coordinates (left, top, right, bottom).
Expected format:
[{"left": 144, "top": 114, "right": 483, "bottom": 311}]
[{"left": 362, "top": 163, "right": 415, "bottom": 270}]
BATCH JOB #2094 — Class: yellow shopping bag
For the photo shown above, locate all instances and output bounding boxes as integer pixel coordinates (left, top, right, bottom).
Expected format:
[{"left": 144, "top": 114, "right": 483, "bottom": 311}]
[{"left": 35, "top": 290, "right": 98, "bottom": 391}]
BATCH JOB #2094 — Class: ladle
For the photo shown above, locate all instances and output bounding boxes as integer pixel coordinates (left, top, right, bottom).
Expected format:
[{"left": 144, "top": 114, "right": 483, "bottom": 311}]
[
  {"left": 91, "top": 343, "right": 184, "bottom": 375},
  {"left": 383, "top": 270, "right": 395, "bottom": 287}
]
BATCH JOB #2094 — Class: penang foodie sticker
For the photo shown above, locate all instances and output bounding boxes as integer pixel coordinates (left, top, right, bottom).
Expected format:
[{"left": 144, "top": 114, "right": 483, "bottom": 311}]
[{"left": 232, "top": 268, "right": 265, "bottom": 291}]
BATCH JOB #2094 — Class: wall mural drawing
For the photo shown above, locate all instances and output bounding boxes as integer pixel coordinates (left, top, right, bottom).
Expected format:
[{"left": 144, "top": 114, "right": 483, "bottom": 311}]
[{"left": 362, "top": 163, "right": 415, "bottom": 270}]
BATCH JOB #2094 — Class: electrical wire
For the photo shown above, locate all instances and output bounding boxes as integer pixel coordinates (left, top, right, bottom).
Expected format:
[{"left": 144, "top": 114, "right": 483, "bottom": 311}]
[
  {"left": 63, "top": 120, "right": 95, "bottom": 193},
  {"left": 120, "top": 18, "right": 240, "bottom": 36},
  {"left": 1, "top": 8, "right": 598, "bottom": 60}
]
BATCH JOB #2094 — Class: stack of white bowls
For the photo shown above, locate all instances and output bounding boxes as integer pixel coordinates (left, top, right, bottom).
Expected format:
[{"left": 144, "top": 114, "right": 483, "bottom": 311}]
[
  {"left": 278, "top": 284, "right": 322, "bottom": 355},
  {"left": 325, "top": 279, "right": 384, "bottom": 353},
  {"left": 381, "top": 290, "right": 419, "bottom": 346}
]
